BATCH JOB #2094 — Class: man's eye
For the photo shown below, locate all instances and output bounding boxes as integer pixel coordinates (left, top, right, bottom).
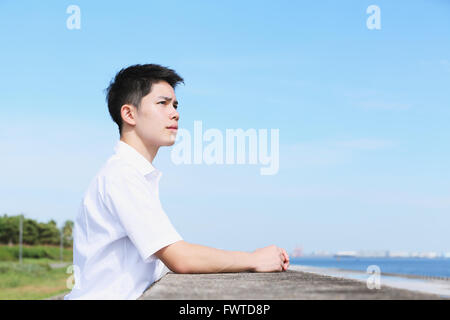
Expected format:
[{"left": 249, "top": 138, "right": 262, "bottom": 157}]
[{"left": 158, "top": 101, "right": 165, "bottom": 104}]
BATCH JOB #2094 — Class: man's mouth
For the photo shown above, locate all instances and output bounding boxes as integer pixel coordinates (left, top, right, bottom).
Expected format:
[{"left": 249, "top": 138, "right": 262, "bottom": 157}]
[{"left": 166, "top": 126, "right": 178, "bottom": 131}]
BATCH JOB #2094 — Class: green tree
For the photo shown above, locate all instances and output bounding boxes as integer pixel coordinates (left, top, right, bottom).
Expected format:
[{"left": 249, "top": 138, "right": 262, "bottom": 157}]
[
  {"left": 62, "top": 220, "right": 74, "bottom": 247},
  {"left": 37, "top": 220, "right": 60, "bottom": 245},
  {"left": 23, "top": 218, "right": 39, "bottom": 245},
  {"left": 0, "top": 215, "right": 20, "bottom": 244},
  {"left": 0, "top": 214, "right": 74, "bottom": 247}
]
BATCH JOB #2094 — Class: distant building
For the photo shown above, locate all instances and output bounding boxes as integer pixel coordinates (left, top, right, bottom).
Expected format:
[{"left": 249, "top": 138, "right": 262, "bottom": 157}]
[
  {"left": 357, "top": 250, "right": 389, "bottom": 258},
  {"left": 311, "top": 250, "right": 332, "bottom": 257},
  {"left": 420, "top": 252, "right": 439, "bottom": 259},
  {"left": 408, "top": 252, "right": 441, "bottom": 259},
  {"left": 334, "top": 251, "right": 357, "bottom": 258},
  {"left": 388, "top": 251, "right": 410, "bottom": 258},
  {"left": 291, "top": 245, "right": 303, "bottom": 258}
]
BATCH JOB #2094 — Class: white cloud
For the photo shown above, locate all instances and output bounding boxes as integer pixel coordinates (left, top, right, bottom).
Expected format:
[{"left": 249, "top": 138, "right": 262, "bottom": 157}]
[
  {"left": 333, "top": 138, "right": 395, "bottom": 150},
  {"left": 440, "top": 59, "right": 450, "bottom": 72},
  {"left": 358, "top": 101, "right": 411, "bottom": 110},
  {"left": 281, "top": 138, "right": 396, "bottom": 169},
  {"left": 343, "top": 89, "right": 412, "bottom": 110}
]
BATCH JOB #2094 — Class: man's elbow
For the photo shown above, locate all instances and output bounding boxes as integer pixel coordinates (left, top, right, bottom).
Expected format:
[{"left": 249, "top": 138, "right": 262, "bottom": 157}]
[
  {"left": 162, "top": 258, "right": 191, "bottom": 274},
  {"left": 154, "top": 241, "right": 193, "bottom": 274},
  {"left": 168, "top": 262, "right": 192, "bottom": 274}
]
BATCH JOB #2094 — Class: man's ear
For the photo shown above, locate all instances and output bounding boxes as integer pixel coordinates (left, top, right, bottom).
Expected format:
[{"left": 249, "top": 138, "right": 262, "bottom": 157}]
[{"left": 121, "top": 104, "right": 137, "bottom": 127}]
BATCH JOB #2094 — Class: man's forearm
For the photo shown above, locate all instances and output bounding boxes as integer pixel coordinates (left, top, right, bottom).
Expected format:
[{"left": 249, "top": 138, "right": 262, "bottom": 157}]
[
  {"left": 181, "top": 242, "right": 255, "bottom": 273},
  {"left": 156, "top": 240, "right": 255, "bottom": 273}
]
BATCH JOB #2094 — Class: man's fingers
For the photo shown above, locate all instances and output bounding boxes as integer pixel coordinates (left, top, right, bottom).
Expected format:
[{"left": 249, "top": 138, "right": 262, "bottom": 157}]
[
  {"left": 282, "top": 248, "right": 289, "bottom": 262},
  {"left": 281, "top": 249, "right": 289, "bottom": 270},
  {"left": 276, "top": 247, "right": 290, "bottom": 271}
]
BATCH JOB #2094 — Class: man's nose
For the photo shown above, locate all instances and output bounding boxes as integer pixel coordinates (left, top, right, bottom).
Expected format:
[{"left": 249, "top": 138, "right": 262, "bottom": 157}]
[{"left": 171, "top": 108, "right": 179, "bottom": 121}]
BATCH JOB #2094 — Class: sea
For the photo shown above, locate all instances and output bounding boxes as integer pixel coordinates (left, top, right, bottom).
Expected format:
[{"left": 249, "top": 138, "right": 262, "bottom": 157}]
[{"left": 290, "top": 257, "right": 450, "bottom": 279}]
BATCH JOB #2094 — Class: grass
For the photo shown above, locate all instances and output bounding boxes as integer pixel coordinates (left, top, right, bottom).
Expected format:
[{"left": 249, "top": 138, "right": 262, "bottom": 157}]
[
  {"left": 0, "top": 246, "right": 73, "bottom": 300},
  {"left": 0, "top": 245, "right": 73, "bottom": 261}
]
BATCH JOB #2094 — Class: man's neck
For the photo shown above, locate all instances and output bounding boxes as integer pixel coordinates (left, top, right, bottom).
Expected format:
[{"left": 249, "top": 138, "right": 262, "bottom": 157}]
[{"left": 120, "top": 134, "right": 159, "bottom": 164}]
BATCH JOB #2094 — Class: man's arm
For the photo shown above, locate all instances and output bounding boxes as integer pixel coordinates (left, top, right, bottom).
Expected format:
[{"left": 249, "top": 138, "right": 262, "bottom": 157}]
[{"left": 154, "top": 240, "right": 290, "bottom": 274}]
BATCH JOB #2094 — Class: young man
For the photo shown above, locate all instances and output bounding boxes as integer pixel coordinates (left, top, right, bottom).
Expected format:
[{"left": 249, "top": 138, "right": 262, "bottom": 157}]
[{"left": 65, "top": 64, "right": 289, "bottom": 300}]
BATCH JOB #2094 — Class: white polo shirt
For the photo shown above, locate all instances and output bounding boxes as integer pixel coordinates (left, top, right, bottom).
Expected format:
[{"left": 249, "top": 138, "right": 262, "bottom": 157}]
[{"left": 64, "top": 140, "right": 183, "bottom": 300}]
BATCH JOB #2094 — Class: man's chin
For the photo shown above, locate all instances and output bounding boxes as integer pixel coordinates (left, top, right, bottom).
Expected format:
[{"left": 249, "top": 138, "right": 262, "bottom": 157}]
[{"left": 163, "top": 138, "right": 176, "bottom": 146}]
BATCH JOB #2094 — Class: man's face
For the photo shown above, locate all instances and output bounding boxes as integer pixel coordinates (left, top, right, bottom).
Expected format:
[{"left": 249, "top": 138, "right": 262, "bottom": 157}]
[{"left": 133, "top": 81, "right": 179, "bottom": 147}]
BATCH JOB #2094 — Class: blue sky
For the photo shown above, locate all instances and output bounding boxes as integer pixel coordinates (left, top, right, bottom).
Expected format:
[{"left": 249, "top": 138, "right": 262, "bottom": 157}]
[{"left": 1, "top": 0, "right": 449, "bottom": 254}]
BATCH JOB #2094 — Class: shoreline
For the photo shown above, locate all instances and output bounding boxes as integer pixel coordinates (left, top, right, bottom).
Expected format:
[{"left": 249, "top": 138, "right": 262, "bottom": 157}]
[{"left": 289, "top": 264, "right": 450, "bottom": 298}]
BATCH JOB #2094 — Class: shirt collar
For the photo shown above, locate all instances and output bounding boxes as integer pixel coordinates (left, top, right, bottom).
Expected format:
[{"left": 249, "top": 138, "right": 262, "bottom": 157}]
[{"left": 114, "top": 140, "right": 161, "bottom": 178}]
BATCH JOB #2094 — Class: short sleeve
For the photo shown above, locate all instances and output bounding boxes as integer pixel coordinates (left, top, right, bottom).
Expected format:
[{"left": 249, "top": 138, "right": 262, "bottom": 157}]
[{"left": 103, "top": 168, "right": 183, "bottom": 262}]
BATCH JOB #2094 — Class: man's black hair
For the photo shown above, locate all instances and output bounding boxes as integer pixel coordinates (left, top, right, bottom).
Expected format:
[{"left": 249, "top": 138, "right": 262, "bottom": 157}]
[{"left": 106, "top": 64, "right": 184, "bottom": 135}]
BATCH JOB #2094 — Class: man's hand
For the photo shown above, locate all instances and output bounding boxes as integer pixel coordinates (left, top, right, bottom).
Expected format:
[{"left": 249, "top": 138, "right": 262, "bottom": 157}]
[
  {"left": 251, "top": 245, "right": 290, "bottom": 272},
  {"left": 155, "top": 241, "right": 289, "bottom": 274}
]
